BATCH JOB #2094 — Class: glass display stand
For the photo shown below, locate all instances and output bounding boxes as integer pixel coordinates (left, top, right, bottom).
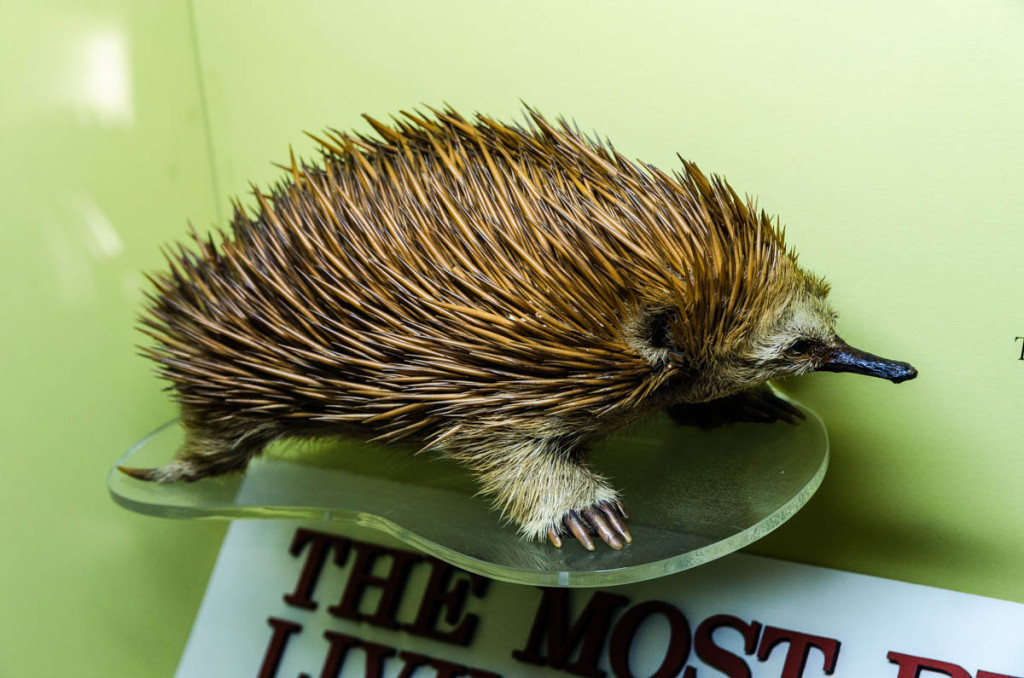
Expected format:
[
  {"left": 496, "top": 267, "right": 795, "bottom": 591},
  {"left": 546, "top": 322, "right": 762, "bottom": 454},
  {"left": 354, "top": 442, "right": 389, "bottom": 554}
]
[{"left": 109, "top": 393, "right": 828, "bottom": 587}]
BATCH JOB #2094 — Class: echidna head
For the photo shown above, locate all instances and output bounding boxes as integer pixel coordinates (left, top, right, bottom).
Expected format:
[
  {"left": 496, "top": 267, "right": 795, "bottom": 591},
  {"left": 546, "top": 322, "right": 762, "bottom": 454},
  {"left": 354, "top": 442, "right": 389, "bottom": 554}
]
[
  {"left": 647, "top": 265, "right": 918, "bottom": 404},
  {"left": 717, "top": 270, "right": 918, "bottom": 395}
]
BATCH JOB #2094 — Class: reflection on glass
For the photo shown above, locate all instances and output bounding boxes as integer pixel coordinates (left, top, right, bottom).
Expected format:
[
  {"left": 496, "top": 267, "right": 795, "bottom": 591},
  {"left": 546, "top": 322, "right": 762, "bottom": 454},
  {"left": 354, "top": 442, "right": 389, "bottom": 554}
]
[{"left": 72, "top": 27, "right": 134, "bottom": 126}]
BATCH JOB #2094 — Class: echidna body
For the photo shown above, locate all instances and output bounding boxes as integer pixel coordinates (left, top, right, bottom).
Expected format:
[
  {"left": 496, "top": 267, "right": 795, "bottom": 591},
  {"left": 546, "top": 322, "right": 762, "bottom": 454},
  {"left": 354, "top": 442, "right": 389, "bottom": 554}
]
[{"left": 130, "top": 107, "right": 917, "bottom": 549}]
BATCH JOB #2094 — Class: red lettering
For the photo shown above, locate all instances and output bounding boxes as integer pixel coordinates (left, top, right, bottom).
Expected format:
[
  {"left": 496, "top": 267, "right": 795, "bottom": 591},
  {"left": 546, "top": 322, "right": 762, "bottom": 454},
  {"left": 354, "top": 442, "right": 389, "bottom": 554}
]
[
  {"left": 694, "top": 614, "right": 762, "bottom": 678},
  {"left": 409, "top": 653, "right": 467, "bottom": 678},
  {"left": 897, "top": 654, "right": 1024, "bottom": 678},
  {"left": 327, "top": 540, "right": 421, "bottom": 629},
  {"left": 311, "top": 636, "right": 500, "bottom": 678},
  {"left": 887, "top": 652, "right": 972, "bottom": 678},
  {"left": 465, "top": 670, "right": 503, "bottom": 678},
  {"left": 757, "top": 626, "right": 840, "bottom": 678},
  {"left": 395, "top": 650, "right": 501, "bottom": 678},
  {"left": 404, "top": 556, "right": 490, "bottom": 646},
  {"left": 359, "top": 639, "right": 398, "bottom": 678},
  {"left": 315, "top": 631, "right": 361, "bottom": 678},
  {"left": 512, "top": 588, "right": 630, "bottom": 678},
  {"left": 283, "top": 528, "right": 351, "bottom": 610},
  {"left": 257, "top": 617, "right": 302, "bottom": 678},
  {"left": 608, "top": 600, "right": 691, "bottom": 678},
  {"left": 392, "top": 650, "right": 429, "bottom": 678}
]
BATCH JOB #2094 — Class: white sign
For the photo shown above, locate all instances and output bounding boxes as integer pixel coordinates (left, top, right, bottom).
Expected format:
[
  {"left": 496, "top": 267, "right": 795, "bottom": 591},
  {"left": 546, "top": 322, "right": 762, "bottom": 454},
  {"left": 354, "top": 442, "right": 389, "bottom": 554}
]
[{"left": 177, "top": 519, "right": 1023, "bottom": 678}]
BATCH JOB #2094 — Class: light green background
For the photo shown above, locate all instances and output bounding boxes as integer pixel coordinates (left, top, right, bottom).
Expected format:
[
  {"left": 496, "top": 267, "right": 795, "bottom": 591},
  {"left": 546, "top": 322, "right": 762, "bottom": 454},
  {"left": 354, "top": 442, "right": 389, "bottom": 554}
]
[{"left": 1, "top": 1, "right": 1021, "bottom": 675}]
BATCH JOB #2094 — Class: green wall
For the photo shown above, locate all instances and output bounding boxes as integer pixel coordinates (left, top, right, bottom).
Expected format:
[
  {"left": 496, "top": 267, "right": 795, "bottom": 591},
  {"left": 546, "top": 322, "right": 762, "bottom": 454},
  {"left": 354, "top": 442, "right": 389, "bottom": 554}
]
[
  {"left": 2, "top": 1, "right": 1022, "bottom": 675},
  {"left": 0, "top": 2, "right": 226, "bottom": 675}
]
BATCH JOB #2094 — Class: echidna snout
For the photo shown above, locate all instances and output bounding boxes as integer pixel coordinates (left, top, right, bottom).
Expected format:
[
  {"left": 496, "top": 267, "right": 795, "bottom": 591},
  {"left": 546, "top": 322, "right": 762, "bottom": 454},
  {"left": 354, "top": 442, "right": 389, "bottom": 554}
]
[{"left": 814, "top": 339, "right": 918, "bottom": 383}]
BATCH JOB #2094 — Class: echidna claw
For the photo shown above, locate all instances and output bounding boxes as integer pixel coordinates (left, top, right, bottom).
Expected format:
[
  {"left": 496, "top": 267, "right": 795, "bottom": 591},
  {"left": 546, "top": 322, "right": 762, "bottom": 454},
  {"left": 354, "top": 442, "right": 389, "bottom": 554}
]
[
  {"left": 751, "top": 389, "right": 804, "bottom": 425},
  {"left": 564, "top": 510, "right": 595, "bottom": 551},
  {"left": 583, "top": 507, "right": 622, "bottom": 550},
  {"left": 556, "top": 501, "right": 631, "bottom": 550},
  {"left": 667, "top": 386, "right": 806, "bottom": 429},
  {"left": 600, "top": 502, "right": 632, "bottom": 543}
]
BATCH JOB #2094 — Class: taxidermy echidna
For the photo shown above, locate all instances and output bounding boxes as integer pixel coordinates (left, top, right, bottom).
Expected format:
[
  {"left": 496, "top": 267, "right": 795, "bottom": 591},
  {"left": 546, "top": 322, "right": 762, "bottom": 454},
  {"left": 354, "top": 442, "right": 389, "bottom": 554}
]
[{"left": 124, "top": 106, "right": 917, "bottom": 550}]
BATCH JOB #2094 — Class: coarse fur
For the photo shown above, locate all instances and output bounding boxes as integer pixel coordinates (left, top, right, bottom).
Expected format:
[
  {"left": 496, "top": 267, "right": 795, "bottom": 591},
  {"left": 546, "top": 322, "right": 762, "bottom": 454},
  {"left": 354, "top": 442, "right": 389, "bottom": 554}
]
[{"left": 136, "top": 106, "right": 854, "bottom": 543}]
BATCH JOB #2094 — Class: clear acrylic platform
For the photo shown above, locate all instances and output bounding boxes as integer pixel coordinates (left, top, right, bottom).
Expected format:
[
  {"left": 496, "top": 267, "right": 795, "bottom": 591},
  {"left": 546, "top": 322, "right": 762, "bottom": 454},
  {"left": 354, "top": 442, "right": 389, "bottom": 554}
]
[{"left": 109, "top": 393, "right": 828, "bottom": 587}]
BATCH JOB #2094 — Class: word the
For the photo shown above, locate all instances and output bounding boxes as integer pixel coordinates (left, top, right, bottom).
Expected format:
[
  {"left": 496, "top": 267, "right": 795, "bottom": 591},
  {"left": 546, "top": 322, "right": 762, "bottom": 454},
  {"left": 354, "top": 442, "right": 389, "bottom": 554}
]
[{"left": 258, "top": 529, "right": 495, "bottom": 678}]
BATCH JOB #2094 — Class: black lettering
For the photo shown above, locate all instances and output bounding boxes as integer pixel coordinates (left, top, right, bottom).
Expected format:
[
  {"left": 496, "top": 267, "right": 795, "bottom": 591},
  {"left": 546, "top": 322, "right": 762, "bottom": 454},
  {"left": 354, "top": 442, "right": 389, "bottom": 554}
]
[{"left": 1016, "top": 337, "right": 1024, "bottom": 361}]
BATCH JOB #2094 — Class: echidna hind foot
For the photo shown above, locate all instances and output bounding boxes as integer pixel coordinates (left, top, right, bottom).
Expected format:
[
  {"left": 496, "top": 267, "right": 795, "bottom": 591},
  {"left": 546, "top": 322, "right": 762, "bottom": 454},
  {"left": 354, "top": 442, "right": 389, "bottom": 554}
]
[
  {"left": 119, "top": 424, "right": 273, "bottom": 483},
  {"left": 118, "top": 460, "right": 200, "bottom": 483},
  {"left": 448, "top": 435, "right": 632, "bottom": 550}
]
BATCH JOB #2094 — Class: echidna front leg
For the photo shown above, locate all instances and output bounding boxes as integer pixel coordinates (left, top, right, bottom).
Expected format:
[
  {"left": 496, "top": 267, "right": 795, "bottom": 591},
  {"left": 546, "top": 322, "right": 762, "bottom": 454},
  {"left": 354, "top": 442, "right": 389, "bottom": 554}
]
[
  {"left": 447, "top": 435, "right": 632, "bottom": 550},
  {"left": 666, "top": 384, "right": 806, "bottom": 429}
]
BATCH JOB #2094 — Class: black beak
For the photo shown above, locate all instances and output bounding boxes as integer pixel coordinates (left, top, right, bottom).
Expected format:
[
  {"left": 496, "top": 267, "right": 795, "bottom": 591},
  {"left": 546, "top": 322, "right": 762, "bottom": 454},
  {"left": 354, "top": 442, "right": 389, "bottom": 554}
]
[{"left": 816, "top": 338, "right": 918, "bottom": 384}]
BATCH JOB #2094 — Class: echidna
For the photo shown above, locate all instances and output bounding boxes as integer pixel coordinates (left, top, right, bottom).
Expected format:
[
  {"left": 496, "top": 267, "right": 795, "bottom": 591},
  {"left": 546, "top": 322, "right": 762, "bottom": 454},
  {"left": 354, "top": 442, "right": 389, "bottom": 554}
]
[{"left": 124, "top": 106, "right": 917, "bottom": 550}]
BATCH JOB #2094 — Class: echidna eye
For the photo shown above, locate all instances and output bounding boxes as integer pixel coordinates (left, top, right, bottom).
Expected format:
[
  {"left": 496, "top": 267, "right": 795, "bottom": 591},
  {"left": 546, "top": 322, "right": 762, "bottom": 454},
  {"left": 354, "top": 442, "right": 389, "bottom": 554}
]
[
  {"left": 787, "top": 339, "right": 812, "bottom": 355},
  {"left": 646, "top": 309, "right": 677, "bottom": 351}
]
